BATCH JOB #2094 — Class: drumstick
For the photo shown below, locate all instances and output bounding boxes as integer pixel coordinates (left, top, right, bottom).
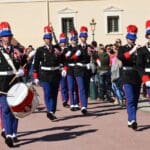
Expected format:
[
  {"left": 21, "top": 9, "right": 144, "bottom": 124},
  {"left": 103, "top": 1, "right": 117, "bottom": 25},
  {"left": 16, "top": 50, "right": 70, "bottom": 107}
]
[
  {"left": 0, "top": 91, "right": 14, "bottom": 97},
  {"left": 9, "top": 63, "right": 27, "bottom": 85},
  {"left": 0, "top": 91, "right": 8, "bottom": 95}
]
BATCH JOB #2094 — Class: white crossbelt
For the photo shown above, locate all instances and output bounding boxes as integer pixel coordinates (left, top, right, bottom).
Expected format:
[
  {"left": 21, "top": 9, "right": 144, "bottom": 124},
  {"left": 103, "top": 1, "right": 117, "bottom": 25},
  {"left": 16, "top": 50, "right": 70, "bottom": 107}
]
[
  {"left": 76, "top": 63, "right": 90, "bottom": 67},
  {"left": 145, "top": 68, "right": 150, "bottom": 72},
  {"left": 68, "top": 63, "right": 76, "bottom": 67},
  {"left": 123, "top": 66, "right": 133, "bottom": 70},
  {"left": 0, "top": 71, "right": 14, "bottom": 76},
  {"left": 41, "top": 66, "right": 60, "bottom": 71}
]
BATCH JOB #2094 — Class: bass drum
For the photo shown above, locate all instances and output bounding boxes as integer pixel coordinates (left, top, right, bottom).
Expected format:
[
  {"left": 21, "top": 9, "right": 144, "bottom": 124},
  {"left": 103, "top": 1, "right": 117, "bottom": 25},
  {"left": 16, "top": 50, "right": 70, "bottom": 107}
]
[{"left": 7, "top": 83, "right": 39, "bottom": 119}]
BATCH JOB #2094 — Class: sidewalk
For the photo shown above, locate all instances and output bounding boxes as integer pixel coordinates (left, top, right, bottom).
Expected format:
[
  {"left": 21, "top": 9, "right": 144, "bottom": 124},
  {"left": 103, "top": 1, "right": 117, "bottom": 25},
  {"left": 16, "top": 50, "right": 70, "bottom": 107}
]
[{"left": 138, "top": 96, "right": 150, "bottom": 112}]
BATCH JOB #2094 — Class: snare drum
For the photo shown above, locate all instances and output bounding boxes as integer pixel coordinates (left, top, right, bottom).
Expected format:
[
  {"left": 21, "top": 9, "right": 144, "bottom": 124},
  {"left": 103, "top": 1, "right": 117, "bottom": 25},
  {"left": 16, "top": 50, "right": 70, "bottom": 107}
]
[{"left": 7, "top": 83, "right": 39, "bottom": 118}]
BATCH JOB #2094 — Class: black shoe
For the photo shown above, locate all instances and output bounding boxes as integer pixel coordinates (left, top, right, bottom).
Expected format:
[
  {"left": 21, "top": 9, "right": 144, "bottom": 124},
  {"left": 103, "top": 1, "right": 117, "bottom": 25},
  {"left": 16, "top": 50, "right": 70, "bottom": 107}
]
[
  {"left": 63, "top": 102, "right": 70, "bottom": 108},
  {"left": 1, "top": 131, "right": 6, "bottom": 139},
  {"left": 70, "top": 107, "right": 76, "bottom": 111},
  {"left": 128, "top": 121, "right": 138, "bottom": 130},
  {"left": 98, "top": 97, "right": 105, "bottom": 101},
  {"left": 106, "top": 97, "right": 114, "bottom": 102},
  {"left": 47, "top": 112, "right": 57, "bottom": 121},
  {"left": 74, "top": 107, "right": 80, "bottom": 111},
  {"left": 81, "top": 108, "right": 87, "bottom": 115},
  {"left": 5, "top": 137, "right": 14, "bottom": 147},
  {"left": 13, "top": 137, "right": 18, "bottom": 142},
  {"left": 131, "top": 122, "right": 138, "bottom": 130}
]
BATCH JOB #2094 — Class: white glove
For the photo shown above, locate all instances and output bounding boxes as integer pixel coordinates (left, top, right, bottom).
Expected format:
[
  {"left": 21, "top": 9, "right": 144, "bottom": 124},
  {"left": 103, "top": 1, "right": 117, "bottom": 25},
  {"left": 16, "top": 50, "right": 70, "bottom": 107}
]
[
  {"left": 145, "top": 81, "right": 150, "bottom": 87},
  {"left": 86, "top": 64, "right": 91, "bottom": 70},
  {"left": 65, "top": 51, "right": 71, "bottom": 58},
  {"left": 75, "top": 50, "right": 81, "bottom": 56},
  {"left": 34, "top": 79, "right": 39, "bottom": 85},
  {"left": 16, "top": 68, "right": 24, "bottom": 77},
  {"left": 61, "top": 70, "right": 67, "bottom": 77}
]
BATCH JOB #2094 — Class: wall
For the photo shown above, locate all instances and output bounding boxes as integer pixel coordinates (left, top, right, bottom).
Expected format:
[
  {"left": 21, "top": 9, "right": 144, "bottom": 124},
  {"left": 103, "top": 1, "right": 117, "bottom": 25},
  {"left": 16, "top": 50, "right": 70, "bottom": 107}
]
[{"left": 0, "top": 0, "right": 149, "bottom": 47}]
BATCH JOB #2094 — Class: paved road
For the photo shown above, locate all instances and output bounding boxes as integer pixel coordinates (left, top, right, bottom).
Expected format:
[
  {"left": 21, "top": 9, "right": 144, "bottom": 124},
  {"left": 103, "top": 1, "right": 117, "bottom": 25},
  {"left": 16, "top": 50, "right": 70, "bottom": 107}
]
[{"left": 1, "top": 86, "right": 150, "bottom": 150}]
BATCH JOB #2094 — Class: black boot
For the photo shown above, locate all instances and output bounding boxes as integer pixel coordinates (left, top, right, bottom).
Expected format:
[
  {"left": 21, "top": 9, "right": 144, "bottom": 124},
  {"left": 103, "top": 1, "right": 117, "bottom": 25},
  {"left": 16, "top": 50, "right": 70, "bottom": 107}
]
[
  {"left": 5, "top": 137, "right": 14, "bottom": 147},
  {"left": 63, "top": 102, "right": 70, "bottom": 108},
  {"left": 47, "top": 112, "right": 57, "bottom": 121},
  {"left": 81, "top": 107, "right": 87, "bottom": 115},
  {"left": 128, "top": 121, "right": 138, "bottom": 130},
  {"left": 1, "top": 131, "right": 6, "bottom": 139},
  {"left": 13, "top": 136, "right": 18, "bottom": 142}
]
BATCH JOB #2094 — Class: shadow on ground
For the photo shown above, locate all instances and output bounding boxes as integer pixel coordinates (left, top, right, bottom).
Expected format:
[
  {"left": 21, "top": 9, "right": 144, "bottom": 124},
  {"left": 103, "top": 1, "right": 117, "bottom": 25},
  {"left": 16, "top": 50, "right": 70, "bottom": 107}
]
[
  {"left": 18, "top": 124, "right": 90, "bottom": 138},
  {"left": 137, "top": 125, "right": 150, "bottom": 131},
  {"left": 15, "top": 125, "right": 97, "bottom": 147}
]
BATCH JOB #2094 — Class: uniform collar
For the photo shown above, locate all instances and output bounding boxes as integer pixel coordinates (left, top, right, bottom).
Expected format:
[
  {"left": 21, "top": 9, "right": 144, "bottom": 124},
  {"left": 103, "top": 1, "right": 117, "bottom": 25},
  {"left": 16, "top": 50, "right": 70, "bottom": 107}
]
[
  {"left": 80, "top": 43, "right": 87, "bottom": 48},
  {"left": 127, "top": 44, "right": 132, "bottom": 48},
  {"left": 2, "top": 45, "right": 13, "bottom": 54},
  {"left": 61, "top": 46, "right": 67, "bottom": 50},
  {"left": 45, "top": 44, "right": 52, "bottom": 50}
]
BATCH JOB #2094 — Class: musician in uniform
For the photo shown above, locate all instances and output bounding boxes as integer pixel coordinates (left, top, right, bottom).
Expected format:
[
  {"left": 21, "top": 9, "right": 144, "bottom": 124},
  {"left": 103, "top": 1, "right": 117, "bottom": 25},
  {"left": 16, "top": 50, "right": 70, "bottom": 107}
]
[
  {"left": 118, "top": 25, "right": 141, "bottom": 130},
  {"left": 59, "top": 33, "right": 70, "bottom": 108},
  {"left": 71, "top": 26, "right": 92, "bottom": 115},
  {"left": 33, "top": 25, "right": 62, "bottom": 121},
  {"left": 65, "top": 30, "right": 80, "bottom": 111},
  {"left": 136, "top": 20, "right": 150, "bottom": 99},
  {"left": 0, "top": 21, "right": 25, "bottom": 147}
]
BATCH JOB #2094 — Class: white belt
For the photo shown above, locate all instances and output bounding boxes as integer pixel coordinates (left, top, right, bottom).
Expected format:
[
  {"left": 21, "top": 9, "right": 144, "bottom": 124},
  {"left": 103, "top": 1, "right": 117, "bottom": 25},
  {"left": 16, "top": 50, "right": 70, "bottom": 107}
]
[
  {"left": 123, "top": 66, "right": 133, "bottom": 70},
  {"left": 41, "top": 66, "right": 60, "bottom": 71},
  {"left": 76, "top": 63, "right": 90, "bottom": 67},
  {"left": 0, "top": 71, "right": 14, "bottom": 76},
  {"left": 145, "top": 68, "right": 150, "bottom": 72},
  {"left": 68, "top": 63, "right": 76, "bottom": 67}
]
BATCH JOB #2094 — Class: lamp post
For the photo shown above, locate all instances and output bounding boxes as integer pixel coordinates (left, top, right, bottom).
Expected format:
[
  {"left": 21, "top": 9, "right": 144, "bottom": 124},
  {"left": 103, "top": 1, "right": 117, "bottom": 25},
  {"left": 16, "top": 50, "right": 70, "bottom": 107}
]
[
  {"left": 46, "top": 0, "right": 50, "bottom": 24},
  {"left": 90, "top": 18, "right": 96, "bottom": 41}
]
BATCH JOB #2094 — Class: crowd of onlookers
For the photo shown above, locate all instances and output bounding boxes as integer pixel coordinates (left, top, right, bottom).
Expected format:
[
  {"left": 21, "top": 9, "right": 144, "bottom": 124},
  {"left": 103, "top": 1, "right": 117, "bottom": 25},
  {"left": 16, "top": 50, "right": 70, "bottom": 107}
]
[{"left": 88, "top": 39, "right": 126, "bottom": 106}]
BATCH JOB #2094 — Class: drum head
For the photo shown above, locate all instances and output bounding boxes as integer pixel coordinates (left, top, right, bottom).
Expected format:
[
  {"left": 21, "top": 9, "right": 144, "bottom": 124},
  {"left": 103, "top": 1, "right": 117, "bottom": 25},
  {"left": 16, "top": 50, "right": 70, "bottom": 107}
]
[{"left": 7, "top": 83, "right": 28, "bottom": 107}]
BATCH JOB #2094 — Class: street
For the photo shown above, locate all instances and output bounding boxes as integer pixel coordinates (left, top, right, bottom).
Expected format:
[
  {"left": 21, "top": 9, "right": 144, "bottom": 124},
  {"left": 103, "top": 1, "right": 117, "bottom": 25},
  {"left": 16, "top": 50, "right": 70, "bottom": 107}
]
[{"left": 0, "top": 86, "right": 150, "bottom": 150}]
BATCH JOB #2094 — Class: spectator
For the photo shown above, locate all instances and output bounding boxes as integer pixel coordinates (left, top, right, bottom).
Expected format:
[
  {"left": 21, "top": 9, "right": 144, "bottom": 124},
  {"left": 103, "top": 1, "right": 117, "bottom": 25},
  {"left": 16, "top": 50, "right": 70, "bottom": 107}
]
[
  {"left": 115, "top": 38, "right": 122, "bottom": 47},
  {"left": 96, "top": 46, "right": 112, "bottom": 102},
  {"left": 111, "top": 44, "right": 125, "bottom": 106}
]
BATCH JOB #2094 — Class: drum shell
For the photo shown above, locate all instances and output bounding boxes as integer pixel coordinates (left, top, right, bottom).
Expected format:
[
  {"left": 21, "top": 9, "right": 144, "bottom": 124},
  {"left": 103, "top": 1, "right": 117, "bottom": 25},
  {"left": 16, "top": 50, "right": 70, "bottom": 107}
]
[
  {"left": 11, "top": 89, "right": 34, "bottom": 112},
  {"left": 13, "top": 93, "right": 39, "bottom": 119}
]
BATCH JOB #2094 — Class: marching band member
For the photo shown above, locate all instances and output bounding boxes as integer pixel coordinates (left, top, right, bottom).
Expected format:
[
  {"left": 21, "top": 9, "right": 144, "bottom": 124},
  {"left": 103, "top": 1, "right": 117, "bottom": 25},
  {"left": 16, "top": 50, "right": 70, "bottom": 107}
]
[
  {"left": 59, "top": 33, "right": 69, "bottom": 108},
  {"left": 71, "top": 26, "right": 92, "bottom": 115},
  {"left": 136, "top": 20, "right": 150, "bottom": 100},
  {"left": 0, "top": 21, "right": 26, "bottom": 147},
  {"left": 66, "top": 30, "right": 80, "bottom": 111},
  {"left": 118, "top": 25, "right": 141, "bottom": 130},
  {"left": 33, "top": 25, "right": 62, "bottom": 121}
]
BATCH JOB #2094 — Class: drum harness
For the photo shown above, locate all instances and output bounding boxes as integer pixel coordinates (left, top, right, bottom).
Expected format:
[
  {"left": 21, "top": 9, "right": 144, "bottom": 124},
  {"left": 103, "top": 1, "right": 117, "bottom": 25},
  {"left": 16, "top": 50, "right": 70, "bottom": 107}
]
[{"left": 0, "top": 48, "right": 17, "bottom": 75}]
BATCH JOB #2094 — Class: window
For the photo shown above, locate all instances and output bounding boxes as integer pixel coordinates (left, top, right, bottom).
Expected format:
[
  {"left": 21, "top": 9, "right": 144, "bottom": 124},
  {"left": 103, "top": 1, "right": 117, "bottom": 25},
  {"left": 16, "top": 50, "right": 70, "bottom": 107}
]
[
  {"left": 107, "top": 16, "right": 119, "bottom": 33},
  {"left": 104, "top": 6, "right": 123, "bottom": 34},
  {"left": 58, "top": 8, "right": 77, "bottom": 36},
  {"left": 61, "top": 17, "right": 74, "bottom": 34}
]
